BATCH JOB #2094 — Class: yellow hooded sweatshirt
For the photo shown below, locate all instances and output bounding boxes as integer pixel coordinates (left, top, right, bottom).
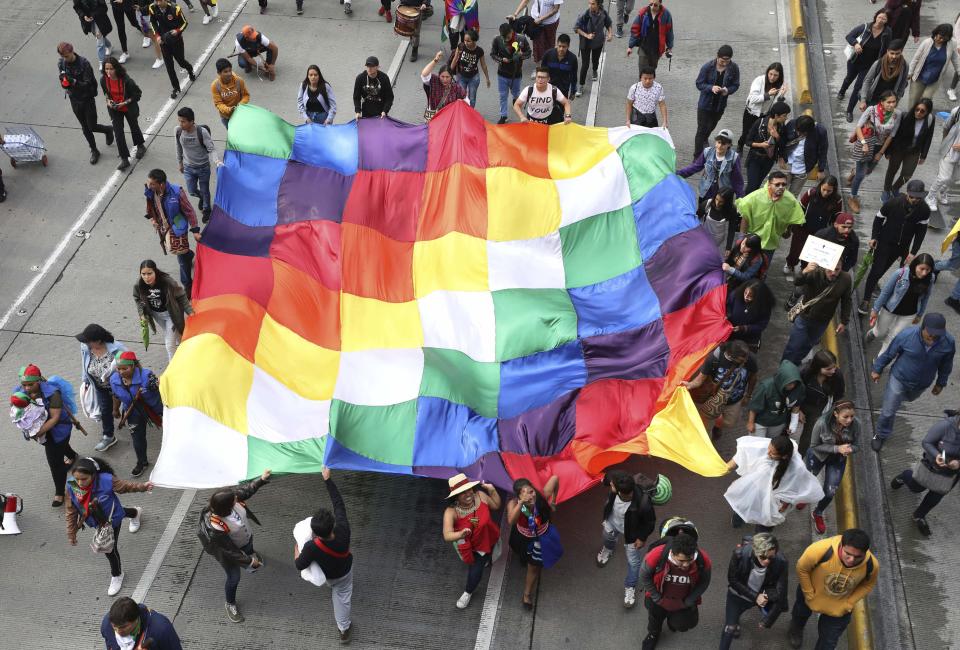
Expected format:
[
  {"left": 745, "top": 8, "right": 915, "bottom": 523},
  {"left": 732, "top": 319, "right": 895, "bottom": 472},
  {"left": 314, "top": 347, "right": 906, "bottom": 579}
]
[{"left": 796, "top": 535, "right": 878, "bottom": 617}]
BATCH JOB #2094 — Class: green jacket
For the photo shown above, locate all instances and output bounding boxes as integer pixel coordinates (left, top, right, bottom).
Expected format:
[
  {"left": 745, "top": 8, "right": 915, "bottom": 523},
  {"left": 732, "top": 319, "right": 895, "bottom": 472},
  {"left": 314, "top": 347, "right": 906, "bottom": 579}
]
[
  {"left": 748, "top": 360, "right": 805, "bottom": 427},
  {"left": 736, "top": 187, "right": 805, "bottom": 251}
]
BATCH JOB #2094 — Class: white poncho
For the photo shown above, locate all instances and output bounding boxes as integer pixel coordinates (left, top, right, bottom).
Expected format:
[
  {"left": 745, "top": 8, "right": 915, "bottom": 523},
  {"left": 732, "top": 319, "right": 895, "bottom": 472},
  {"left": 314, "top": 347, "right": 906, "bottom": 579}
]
[{"left": 724, "top": 436, "right": 825, "bottom": 527}]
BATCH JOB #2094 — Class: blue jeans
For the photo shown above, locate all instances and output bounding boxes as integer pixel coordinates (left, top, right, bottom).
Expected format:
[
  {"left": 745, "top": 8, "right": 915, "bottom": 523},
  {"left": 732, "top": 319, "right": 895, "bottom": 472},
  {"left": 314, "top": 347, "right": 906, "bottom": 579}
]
[
  {"left": 177, "top": 248, "right": 195, "bottom": 297},
  {"left": 497, "top": 75, "right": 521, "bottom": 119},
  {"left": 465, "top": 551, "right": 493, "bottom": 594},
  {"left": 93, "top": 383, "right": 115, "bottom": 438},
  {"left": 224, "top": 540, "right": 255, "bottom": 604},
  {"left": 306, "top": 110, "right": 329, "bottom": 124},
  {"left": 805, "top": 451, "right": 847, "bottom": 514},
  {"left": 458, "top": 74, "right": 481, "bottom": 108},
  {"left": 790, "top": 584, "right": 851, "bottom": 650},
  {"left": 601, "top": 524, "right": 643, "bottom": 588},
  {"left": 850, "top": 158, "right": 878, "bottom": 197},
  {"left": 782, "top": 316, "right": 830, "bottom": 365},
  {"left": 183, "top": 163, "right": 211, "bottom": 212},
  {"left": 935, "top": 239, "right": 960, "bottom": 300},
  {"left": 876, "top": 374, "right": 926, "bottom": 440}
]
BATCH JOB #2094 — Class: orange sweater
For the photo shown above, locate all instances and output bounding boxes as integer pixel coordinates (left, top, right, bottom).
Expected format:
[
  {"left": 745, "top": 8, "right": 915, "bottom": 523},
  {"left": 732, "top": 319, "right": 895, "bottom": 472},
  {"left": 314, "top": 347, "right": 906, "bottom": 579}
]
[
  {"left": 211, "top": 73, "right": 250, "bottom": 118},
  {"left": 796, "top": 536, "right": 878, "bottom": 617}
]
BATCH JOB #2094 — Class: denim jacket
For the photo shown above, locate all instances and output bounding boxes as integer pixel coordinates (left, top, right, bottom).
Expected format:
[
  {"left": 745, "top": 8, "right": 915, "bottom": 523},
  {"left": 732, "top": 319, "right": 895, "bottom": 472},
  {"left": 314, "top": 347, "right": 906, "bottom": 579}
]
[
  {"left": 872, "top": 266, "right": 933, "bottom": 316},
  {"left": 79, "top": 341, "right": 126, "bottom": 387}
]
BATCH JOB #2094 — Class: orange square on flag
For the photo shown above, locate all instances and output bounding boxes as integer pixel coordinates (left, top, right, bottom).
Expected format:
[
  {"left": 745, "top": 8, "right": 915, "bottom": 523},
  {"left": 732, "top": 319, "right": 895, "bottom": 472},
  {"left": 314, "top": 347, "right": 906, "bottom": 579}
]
[{"left": 417, "top": 164, "right": 487, "bottom": 241}]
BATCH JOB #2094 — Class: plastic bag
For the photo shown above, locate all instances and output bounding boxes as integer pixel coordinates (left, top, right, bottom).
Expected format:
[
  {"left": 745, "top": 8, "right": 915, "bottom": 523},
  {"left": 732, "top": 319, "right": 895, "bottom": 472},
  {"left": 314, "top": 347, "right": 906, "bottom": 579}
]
[
  {"left": 80, "top": 382, "right": 101, "bottom": 421},
  {"left": 293, "top": 517, "right": 326, "bottom": 587}
]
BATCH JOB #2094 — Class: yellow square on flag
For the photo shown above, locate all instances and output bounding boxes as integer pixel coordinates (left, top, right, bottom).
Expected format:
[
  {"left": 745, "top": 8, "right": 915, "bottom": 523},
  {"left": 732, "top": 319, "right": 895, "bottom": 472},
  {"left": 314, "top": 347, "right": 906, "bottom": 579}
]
[
  {"left": 340, "top": 293, "right": 424, "bottom": 351},
  {"left": 413, "top": 231, "right": 489, "bottom": 297},
  {"left": 547, "top": 123, "right": 615, "bottom": 179},
  {"left": 161, "top": 333, "right": 254, "bottom": 434},
  {"left": 486, "top": 167, "right": 561, "bottom": 241},
  {"left": 254, "top": 314, "right": 340, "bottom": 401}
]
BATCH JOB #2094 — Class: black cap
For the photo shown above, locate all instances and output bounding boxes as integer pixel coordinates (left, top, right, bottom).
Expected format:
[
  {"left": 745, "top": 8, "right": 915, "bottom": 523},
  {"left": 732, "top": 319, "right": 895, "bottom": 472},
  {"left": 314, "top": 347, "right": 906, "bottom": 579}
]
[
  {"left": 906, "top": 179, "right": 925, "bottom": 198},
  {"left": 365, "top": 56, "right": 379, "bottom": 67}
]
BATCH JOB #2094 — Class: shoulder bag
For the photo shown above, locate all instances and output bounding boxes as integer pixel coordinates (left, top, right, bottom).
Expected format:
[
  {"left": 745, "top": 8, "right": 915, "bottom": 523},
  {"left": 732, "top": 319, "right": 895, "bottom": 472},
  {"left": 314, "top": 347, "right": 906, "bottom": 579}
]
[
  {"left": 911, "top": 458, "right": 959, "bottom": 495},
  {"left": 844, "top": 24, "right": 870, "bottom": 61},
  {"left": 90, "top": 501, "right": 117, "bottom": 554},
  {"left": 787, "top": 282, "right": 834, "bottom": 322},
  {"left": 424, "top": 84, "right": 453, "bottom": 122}
]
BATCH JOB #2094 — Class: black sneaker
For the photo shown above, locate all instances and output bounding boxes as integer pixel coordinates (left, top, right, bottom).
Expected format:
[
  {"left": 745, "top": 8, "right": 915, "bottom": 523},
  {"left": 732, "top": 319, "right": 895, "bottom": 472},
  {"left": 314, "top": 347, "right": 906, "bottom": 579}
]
[
  {"left": 788, "top": 621, "right": 803, "bottom": 648},
  {"left": 339, "top": 624, "right": 352, "bottom": 644},
  {"left": 837, "top": 91, "right": 845, "bottom": 101},
  {"left": 641, "top": 634, "right": 659, "bottom": 650},
  {"left": 202, "top": 207, "right": 211, "bottom": 223},
  {"left": 105, "top": 129, "right": 115, "bottom": 146},
  {"left": 188, "top": 70, "right": 196, "bottom": 82},
  {"left": 497, "top": 116, "right": 508, "bottom": 124},
  {"left": 891, "top": 475, "right": 904, "bottom": 489},
  {"left": 131, "top": 462, "right": 145, "bottom": 477},
  {"left": 616, "top": 25, "right": 623, "bottom": 38},
  {"left": 945, "top": 296, "right": 960, "bottom": 315},
  {"left": 171, "top": 89, "right": 180, "bottom": 99},
  {"left": 135, "top": 144, "right": 147, "bottom": 160},
  {"left": 857, "top": 299, "right": 870, "bottom": 315},
  {"left": 90, "top": 149, "right": 101, "bottom": 165},
  {"left": 845, "top": 111, "right": 853, "bottom": 123},
  {"left": 117, "top": 158, "right": 131, "bottom": 171},
  {"left": 870, "top": 436, "right": 884, "bottom": 452},
  {"left": 914, "top": 517, "right": 931, "bottom": 537}
]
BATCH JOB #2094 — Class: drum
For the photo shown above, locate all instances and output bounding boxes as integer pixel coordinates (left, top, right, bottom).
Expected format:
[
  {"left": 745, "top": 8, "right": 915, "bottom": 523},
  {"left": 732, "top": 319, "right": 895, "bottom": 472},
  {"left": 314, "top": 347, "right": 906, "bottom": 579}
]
[{"left": 394, "top": 6, "right": 421, "bottom": 37}]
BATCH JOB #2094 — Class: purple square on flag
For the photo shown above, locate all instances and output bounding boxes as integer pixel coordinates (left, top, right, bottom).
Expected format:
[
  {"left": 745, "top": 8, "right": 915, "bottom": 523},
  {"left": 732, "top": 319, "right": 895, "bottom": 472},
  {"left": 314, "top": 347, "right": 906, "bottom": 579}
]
[
  {"left": 358, "top": 118, "right": 428, "bottom": 172},
  {"left": 277, "top": 161, "right": 353, "bottom": 224}
]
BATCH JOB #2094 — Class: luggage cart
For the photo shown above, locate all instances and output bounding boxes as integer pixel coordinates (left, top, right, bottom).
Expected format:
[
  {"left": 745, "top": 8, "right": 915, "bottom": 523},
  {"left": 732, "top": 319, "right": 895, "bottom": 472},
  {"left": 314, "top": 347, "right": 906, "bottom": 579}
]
[{"left": 2, "top": 127, "right": 48, "bottom": 168}]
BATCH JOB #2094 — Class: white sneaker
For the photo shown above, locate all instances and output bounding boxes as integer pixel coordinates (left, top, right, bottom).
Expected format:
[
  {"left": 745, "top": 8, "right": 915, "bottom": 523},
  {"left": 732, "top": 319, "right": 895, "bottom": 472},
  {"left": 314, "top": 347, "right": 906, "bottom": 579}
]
[
  {"left": 118, "top": 52, "right": 129, "bottom": 64},
  {"left": 782, "top": 263, "right": 793, "bottom": 275},
  {"left": 456, "top": 591, "right": 472, "bottom": 609},
  {"left": 624, "top": 586, "right": 636, "bottom": 608},
  {"left": 212, "top": 3, "right": 219, "bottom": 16},
  {"left": 108, "top": 573, "right": 124, "bottom": 596},
  {"left": 129, "top": 507, "right": 142, "bottom": 533},
  {"left": 596, "top": 547, "right": 612, "bottom": 566},
  {"left": 202, "top": 14, "right": 211, "bottom": 23},
  {"left": 949, "top": 89, "right": 958, "bottom": 102},
  {"left": 152, "top": 58, "right": 164, "bottom": 69},
  {"left": 104, "top": 46, "right": 112, "bottom": 56},
  {"left": 575, "top": 89, "right": 583, "bottom": 97},
  {"left": 142, "top": 36, "right": 151, "bottom": 48},
  {"left": 926, "top": 195, "right": 939, "bottom": 211}
]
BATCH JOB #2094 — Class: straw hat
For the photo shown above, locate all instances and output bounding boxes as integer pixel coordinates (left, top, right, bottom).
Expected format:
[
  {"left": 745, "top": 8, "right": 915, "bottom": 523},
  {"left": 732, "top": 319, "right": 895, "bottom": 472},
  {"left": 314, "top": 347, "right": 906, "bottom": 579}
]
[{"left": 446, "top": 473, "right": 480, "bottom": 499}]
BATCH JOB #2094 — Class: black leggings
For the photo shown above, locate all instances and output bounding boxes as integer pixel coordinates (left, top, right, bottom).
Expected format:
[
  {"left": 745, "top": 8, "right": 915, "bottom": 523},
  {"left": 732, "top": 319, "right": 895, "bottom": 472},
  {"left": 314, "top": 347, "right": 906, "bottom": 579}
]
[
  {"left": 579, "top": 47, "right": 602, "bottom": 86},
  {"left": 109, "top": 107, "right": 144, "bottom": 161},
  {"left": 111, "top": 0, "right": 142, "bottom": 53},
  {"left": 105, "top": 508, "right": 140, "bottom": 576},
  {"left": 43, "top": 437, "right": 77, "bottom": 497},
  {"left": 70, "top": 98, "right": 113, "bottom": 152},
  {"left": 160, "top": 37, "right": 194, "bottom": 92}
]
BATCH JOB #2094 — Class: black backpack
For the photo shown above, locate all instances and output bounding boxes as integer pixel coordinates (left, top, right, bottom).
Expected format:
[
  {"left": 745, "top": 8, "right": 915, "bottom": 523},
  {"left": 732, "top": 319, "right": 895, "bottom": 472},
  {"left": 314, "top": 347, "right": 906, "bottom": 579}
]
[{"left": 522, "top": 85, "right": 562, "bottom": 124}]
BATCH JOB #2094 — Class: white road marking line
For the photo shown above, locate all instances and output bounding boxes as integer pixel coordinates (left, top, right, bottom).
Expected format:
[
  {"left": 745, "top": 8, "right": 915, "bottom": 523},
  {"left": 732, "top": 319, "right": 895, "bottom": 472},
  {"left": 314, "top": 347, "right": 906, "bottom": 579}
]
[
  {"left": 585, "top": 51, "right": 607, "bottom": 127},
  {"left": 473, "top": 523, "right": 510, "bottom": 650},
  {"left": 0, "top": 0, "right": 249, "bottom": 330},
  {"left": 131, "top": 488, "right": 198, "bottom": 602}
]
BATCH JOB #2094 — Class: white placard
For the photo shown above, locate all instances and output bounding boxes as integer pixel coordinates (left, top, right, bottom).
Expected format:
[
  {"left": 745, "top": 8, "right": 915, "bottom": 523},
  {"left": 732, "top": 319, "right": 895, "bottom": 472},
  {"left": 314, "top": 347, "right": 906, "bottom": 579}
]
[{"left": 799, "top": 235, "right": 844, "bottom": 270}]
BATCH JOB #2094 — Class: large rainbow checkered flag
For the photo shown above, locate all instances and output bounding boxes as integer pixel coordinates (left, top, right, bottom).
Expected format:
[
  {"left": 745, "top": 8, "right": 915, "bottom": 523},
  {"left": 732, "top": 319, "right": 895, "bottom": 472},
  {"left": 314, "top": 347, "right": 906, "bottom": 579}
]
[{"left": 152, "top": 103, "right": 731, "bottom": 501}]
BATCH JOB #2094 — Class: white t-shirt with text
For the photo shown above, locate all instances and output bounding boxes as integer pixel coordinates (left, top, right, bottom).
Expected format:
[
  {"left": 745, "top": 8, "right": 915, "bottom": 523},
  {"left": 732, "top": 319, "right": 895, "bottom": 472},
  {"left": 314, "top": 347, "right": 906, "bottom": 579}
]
[{"left": 518, "top": 83, "right": 566, "bottom": 121}]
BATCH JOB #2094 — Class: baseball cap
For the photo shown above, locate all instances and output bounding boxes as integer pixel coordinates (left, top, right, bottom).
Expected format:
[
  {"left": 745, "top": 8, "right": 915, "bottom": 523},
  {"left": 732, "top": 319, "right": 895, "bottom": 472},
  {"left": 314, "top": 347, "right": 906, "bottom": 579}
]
[
  {"left": 365, "top": 56, "right": 380, "bottom": 67},
  {"left": 834, "top": 212, "right": 854, "bottom": 225},
  {"left": 906, "top": 179, "right": 926, "bottom": 198},
  {"left": 241, "top": 25, "right": 258, "bottom": 40},
  {"left": 922, "top": 312, "right": 947, "bottom": 337},
  {"left": 715, "top": 129, "right": 735, "bottom": 144}
]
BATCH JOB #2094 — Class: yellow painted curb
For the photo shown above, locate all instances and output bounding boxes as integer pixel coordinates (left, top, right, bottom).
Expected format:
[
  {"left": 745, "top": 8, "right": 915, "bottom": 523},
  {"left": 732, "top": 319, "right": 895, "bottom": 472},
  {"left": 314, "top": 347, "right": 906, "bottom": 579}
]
[
  {"left": 823, "top": 324, "right": 874, "bottom": 650},
  {"left": 795, "top": 42, "right": 813, "bottom": 105},
  {"left": 790, "top": 0, "right": 806, "bottom": 40}
]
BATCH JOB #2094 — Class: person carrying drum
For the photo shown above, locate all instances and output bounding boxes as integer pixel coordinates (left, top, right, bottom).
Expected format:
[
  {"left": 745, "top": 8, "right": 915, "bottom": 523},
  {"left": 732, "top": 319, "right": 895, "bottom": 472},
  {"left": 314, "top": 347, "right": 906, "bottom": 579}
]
[
  {"left": 513, "top": 66, "right": 572, "bottom": 124},
  {"left": 234, "top": 25, "right": 279, "bottom": 81},
  {"left": 394, "top": 0, "right": 433, "bottom": 62}
]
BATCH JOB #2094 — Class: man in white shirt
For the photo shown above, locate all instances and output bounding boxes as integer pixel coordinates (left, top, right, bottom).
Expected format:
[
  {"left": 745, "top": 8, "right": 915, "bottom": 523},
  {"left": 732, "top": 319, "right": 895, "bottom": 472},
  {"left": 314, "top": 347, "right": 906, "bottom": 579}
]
[
  {"left": 510, "top": 0, "right": 564, "bottom": 66},
  {"left": 514, "top": 67, "right": 573, "bottom": 124},
  {"left": 234, "top": 25, "right": 279, "bottom": 81},
  {"left": 626, "top": 66, "right": 668, "bottom": 127}
]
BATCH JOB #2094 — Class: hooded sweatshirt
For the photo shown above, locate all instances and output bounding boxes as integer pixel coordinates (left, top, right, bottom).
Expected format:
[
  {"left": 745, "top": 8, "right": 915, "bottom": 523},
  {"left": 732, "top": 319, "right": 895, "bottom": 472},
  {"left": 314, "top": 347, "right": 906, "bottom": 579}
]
[
  {"left": 736, "top": 186, "right": 805, "bottom": 251},
  {"left": 796, "top": 536, "right": 878, "bottom": 617},
  {"left": 747, "top": 360, "right": 805, "bottom": 427}
]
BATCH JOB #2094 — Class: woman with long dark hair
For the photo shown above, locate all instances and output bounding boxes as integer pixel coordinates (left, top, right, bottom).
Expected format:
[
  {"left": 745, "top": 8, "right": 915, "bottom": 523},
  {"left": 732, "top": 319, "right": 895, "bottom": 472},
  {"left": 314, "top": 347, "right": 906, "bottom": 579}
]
[
  {"left": 297, "top": 64, "right": 337, "bottom": 125},
  {"left": 848, "top": 89, "right": 902, "bottom": 214},
  {"left": 75, "top": 324, "right": 127, "bottom": 452},
  {"left": 722, "top": 233, "right": 766, "bottom": 291},
  {"left": 133, "top": 260, "right": 193, "bottom": 362},
  {"left": 797, "top": 349, "right": 846, "bottom": 456},
  {"left": 882, "top": 97, "right": 934, "bottom": 202},
  {"left": 725, "top": 434, "right": 823, "bottom": 532},
  {"left": 738, "top": 62, "right": 788, "bottom": 156},
  {"left": 806, "top": 400, "right": 860, "bottom": 534},
  {"left": 784, "top": 175, "right": 842, "bottom": 275},
  {"left": 100, "top": 56, "right": 146, "bottom": 171},
  {"left": 839, "top": 9, "right": 892, "bottom": 119},
  {"left": 442, "top": 474, "right": 502, "bottom": 609},
  {"left": 698, "top": 187, "right": 741, "bottom": 255},
  {"left": 726, "top": 279, "right": 775, "bottom": 350},
  {"left": 507, "top": 475, "right": 560, "bottom": 609},
  {"left": 65, "top": 457, "right": 152, "bottom": 595},
  {"left": 866, "top": 252, "right": 935, "bottom": 354}
]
